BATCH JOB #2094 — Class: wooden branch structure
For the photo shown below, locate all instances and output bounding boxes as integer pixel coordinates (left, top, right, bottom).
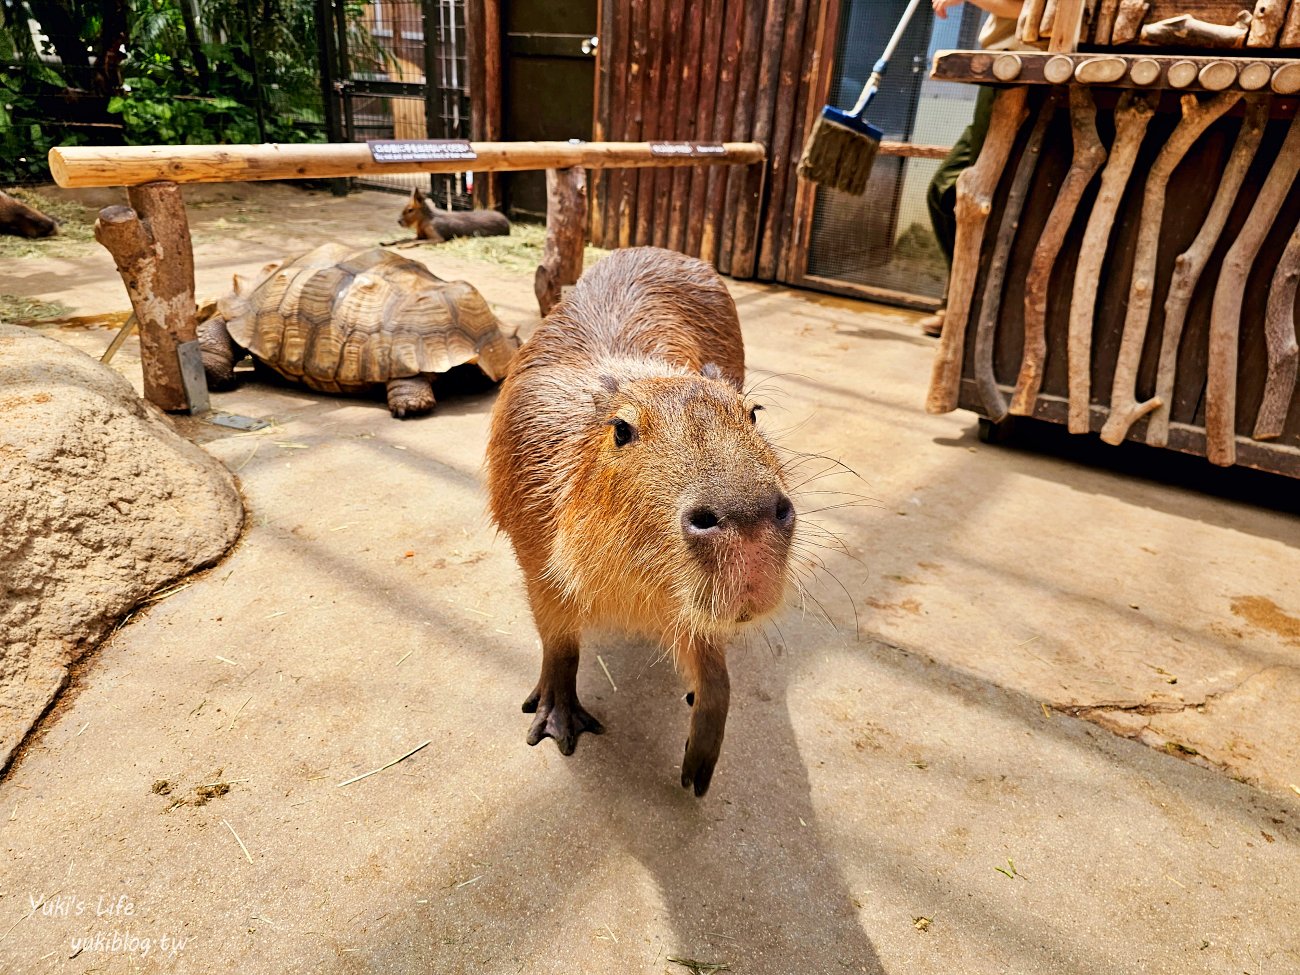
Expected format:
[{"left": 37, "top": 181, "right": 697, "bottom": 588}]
[
  {"left": 93, "top": 182, "right": 200, "bottom": 412},
  {"left": 933, "top": 50, "right": 1300, "bottom": 93},
  {"left": 1141, "top": 13, "right": 1252, "bottom": 48},
  {"left": 1284, "top": 1, "right": 1300, "bottom": 47},
  {"left": 1147, "top": 95, "right": 1269, "bottom": 448},
  {"left": 1095, "top": 0, "right": 1122, "bottom": 44},
  {"left": 1067, "top": 91, "right": 1157, "bottom": 434},
  {"left": 534, "top": 168, "right": 587, "bottom": 317},
  {"left": 976, "top": 92, "right": 1060, "bottom": 422},
  {"left": 1207, "top": 112, "right": 1300, "bottom": 467},
  {"left": 927, "top": 86, "right": 1030, "bottom": 416},
  {"left": 1111, "top": 0, "right": 1149, "bottom": 44},
  {"left": 1255, "top": 221, "right": 1300, "bottom": 440},
  {"left": 1048, "top": 0, "right": 1090, "bottom": 51},
  {"left": 50, "top": 141, "right": 768, "bottom": 188},
  {"left": 1100, "top": 91, "right": 1243, "bottom": 446},
  {"left": 1012, "top": 87, "right": 1106, "bottom": 417},
  {"left": 1248, "top": 0, "right": 1288, "bottom": 47},
  {"left": 1021, "top": 0, "right": 1049, "bottom": 43}
]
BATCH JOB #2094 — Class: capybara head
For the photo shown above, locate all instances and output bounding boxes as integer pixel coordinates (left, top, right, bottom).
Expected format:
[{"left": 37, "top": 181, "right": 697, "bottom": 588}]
[
  {"left": 548, "top": 364, "right": 795, "bottom": 638},
  {"left": 398, "top": 187, "right": 426, "bottom": 229}
]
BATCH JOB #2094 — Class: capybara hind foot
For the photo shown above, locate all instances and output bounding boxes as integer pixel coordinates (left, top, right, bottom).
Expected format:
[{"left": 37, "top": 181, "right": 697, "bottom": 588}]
[
  {"left": 522, "top": 686, "right": 604, "bottom": 756},
  {"left": 386, "top": 375, "right": 436, "bottom": 418}
]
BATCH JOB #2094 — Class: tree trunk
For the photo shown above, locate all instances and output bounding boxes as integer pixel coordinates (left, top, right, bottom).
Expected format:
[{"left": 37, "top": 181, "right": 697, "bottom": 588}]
[{"left": 93, "top": 182, "right": 202, "bottom": 412}]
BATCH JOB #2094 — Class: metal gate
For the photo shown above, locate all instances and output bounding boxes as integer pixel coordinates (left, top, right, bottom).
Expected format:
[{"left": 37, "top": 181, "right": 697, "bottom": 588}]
[{"left": 319, "top": 0, "right": 472, "bottom": 207}]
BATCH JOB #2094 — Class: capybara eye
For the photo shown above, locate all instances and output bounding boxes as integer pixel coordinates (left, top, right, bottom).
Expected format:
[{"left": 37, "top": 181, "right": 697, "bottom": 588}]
[
  {"left": 748, "top": 404, "right": 764, "bottom": 424},
  {"left": 608, "top": 418, "right": 635, "bottom": 447}
]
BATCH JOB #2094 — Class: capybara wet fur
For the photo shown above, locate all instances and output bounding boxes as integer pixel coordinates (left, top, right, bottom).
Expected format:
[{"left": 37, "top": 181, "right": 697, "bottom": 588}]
[{"left": 487, "top": 246, "right": 798, "bottom": 796}]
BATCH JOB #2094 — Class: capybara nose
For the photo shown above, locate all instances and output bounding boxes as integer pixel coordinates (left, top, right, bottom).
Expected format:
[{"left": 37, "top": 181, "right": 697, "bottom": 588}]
[{"left": 682, "top": 490, "right": 795, "bottom": 540}]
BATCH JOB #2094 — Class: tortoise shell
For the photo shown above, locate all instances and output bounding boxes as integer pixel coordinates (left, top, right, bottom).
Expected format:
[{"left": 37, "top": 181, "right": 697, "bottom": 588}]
[{"left": 218, "top": 243, "right": 519, "bottom": 394}]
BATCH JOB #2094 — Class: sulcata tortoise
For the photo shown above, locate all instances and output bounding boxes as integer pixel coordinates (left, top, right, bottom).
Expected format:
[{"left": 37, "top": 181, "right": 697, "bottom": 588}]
[{"left": 198, "top": 243, "right": 519, "bottom": 417}]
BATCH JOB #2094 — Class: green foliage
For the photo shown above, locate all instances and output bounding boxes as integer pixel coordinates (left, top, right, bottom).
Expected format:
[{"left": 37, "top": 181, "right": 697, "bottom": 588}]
[{"left": 2, "top": 0, "right": 330, "bottom": 182}]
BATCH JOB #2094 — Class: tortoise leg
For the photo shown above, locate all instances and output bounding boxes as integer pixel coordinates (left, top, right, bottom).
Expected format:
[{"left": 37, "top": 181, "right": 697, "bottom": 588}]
[
  {"left": 386, "top": 374, "right": 436, "bottom": 418},
  {"left": 197, "top": 315, "right": 239, "bottom": 390}
]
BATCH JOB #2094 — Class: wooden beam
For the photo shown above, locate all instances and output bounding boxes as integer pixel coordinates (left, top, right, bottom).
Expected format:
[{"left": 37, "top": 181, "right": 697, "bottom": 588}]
[
  {"left": 926, "top": 87, "right": 1030, "bottom": 416},
  {"left": 93, "top": 181, "right": 201, "bottom": 412},
  {"left": 534, "top": 168, "right": 587, "bottom": 318},
  {"left": 933, "top": 49, "right": 1300, "bottom": 95},
  {"left": 1142, "top": 12, "right": 1251, "bottom": 47},
  {"left": 49, "top": 142, "right": 768, "bottom": 188}
]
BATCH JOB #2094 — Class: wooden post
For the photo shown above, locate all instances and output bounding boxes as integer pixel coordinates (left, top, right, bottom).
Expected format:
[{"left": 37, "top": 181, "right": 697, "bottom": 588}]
[
  {"left": 1100, "top": 91, "right": 1242, "bottom": 447},
  {"left": 1255, "top": 220, "right": 1300, "bottom": 440},
  {"left": 1048, "top": 0, "right": 1089, "bottom": 52},
  {"left": 976, "top": 91, "right": 1060, "bottom": 423},
  {"left": 927, "top": 86, "right": 1030, "bottom": 416},
  {"left": 1012, "top": 86, "right": 1106, "bottom": 417},
  {"left": 534, "top": 167, "right": 587, "bottom": 318},
  {"left": 93, "top": 181, "right": 201, "bottom": 412},
  {"left": 1066, "top": 91, "right": 1156, "bottom": 434},
  {"left": 1208, "top": 112, "right": 1300, "bottom": 467},
  {"left": 1148, "top": 96, "right": 1269, "bottom": 448}
]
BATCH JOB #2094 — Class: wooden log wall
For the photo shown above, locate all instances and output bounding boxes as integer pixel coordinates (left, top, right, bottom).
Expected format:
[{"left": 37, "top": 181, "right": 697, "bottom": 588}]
[
  {"left": 590, "top": 0, "right": 839, "bottom": 280},
  {"left": 932, "top": 87, "right": 1300, "bottom": 476}
]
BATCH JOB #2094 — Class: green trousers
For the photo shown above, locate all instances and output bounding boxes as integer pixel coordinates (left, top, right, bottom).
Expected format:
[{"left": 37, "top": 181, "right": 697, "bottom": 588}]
[{"left": 927, "top": 85, "right": 997, "bottom": 269}]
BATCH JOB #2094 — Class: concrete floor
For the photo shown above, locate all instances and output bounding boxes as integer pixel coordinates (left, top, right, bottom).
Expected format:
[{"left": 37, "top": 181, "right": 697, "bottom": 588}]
[{"left": 1, "top": 184, "right": 1299, "bottom": 973}]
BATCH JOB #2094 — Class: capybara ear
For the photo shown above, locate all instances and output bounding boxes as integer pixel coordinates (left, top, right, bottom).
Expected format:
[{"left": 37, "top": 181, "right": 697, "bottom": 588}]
[{"left": 701, "top": 361, "right": 742, "bottom": 391}]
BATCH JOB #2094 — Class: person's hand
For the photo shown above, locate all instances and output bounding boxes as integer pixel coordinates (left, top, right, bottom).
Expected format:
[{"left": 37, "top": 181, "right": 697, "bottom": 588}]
[{"left": 932, "top": 0, "right": 963, "bottom": 18}]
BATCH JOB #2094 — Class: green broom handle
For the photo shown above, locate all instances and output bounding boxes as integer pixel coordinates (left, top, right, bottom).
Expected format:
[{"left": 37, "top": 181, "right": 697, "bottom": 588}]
[{"left": 847, "top": 0, "right": 927, "bottom": 118}]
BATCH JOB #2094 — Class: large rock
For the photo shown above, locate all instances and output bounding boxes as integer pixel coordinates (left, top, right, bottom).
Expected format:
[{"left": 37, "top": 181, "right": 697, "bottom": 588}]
[{"left": 0, "top": 324, "right": 243, "bottom": 770}]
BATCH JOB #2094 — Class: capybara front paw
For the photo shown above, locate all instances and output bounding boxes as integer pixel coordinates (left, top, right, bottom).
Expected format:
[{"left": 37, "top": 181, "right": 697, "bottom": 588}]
[
  {"left": 681, "top": 735, "right": 720, "bottom": 797},
  {"left": 523, "top": 691, "right": 604, "bottom": 756}
]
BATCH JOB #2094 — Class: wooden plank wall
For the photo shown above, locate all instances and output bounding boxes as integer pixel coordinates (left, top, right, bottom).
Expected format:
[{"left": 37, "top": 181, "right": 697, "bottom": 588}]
[{"left": 590, "top": 0, "right": 839, "bottom": 280}]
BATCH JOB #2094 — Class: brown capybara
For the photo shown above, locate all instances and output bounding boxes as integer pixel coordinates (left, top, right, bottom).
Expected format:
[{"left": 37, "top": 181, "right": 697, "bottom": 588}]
[
  {"left": 487, "top": 246, "right": 796, "bottom": 796},
  {"left": 399, "top": 188, "right": 510, "bottom": 243}
]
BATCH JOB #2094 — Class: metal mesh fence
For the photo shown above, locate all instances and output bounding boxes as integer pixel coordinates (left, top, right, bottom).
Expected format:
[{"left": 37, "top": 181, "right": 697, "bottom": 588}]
[
  {"left": 806, "top": 1, "right": 985, "bottom": 305},
  {"left": 331, "top": 0, "right": 471, "bottom": 205}
]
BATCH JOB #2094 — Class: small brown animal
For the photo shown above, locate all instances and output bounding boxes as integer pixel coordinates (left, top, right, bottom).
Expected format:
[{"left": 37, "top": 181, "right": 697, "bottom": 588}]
[
  {"left": 487, "top": 246, "right": 796, "bottom": 796},
  {"left": 399, "top": 188, "right": 510, "bottom": 242},
  {"left": 0, "top": 191, "right": 57, "bottom": 238}
]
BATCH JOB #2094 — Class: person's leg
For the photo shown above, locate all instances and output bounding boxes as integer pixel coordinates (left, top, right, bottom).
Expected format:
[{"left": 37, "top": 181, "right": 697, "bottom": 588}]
[{"left": 922, "top": 86, "right": 997, "bottom": 335}]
